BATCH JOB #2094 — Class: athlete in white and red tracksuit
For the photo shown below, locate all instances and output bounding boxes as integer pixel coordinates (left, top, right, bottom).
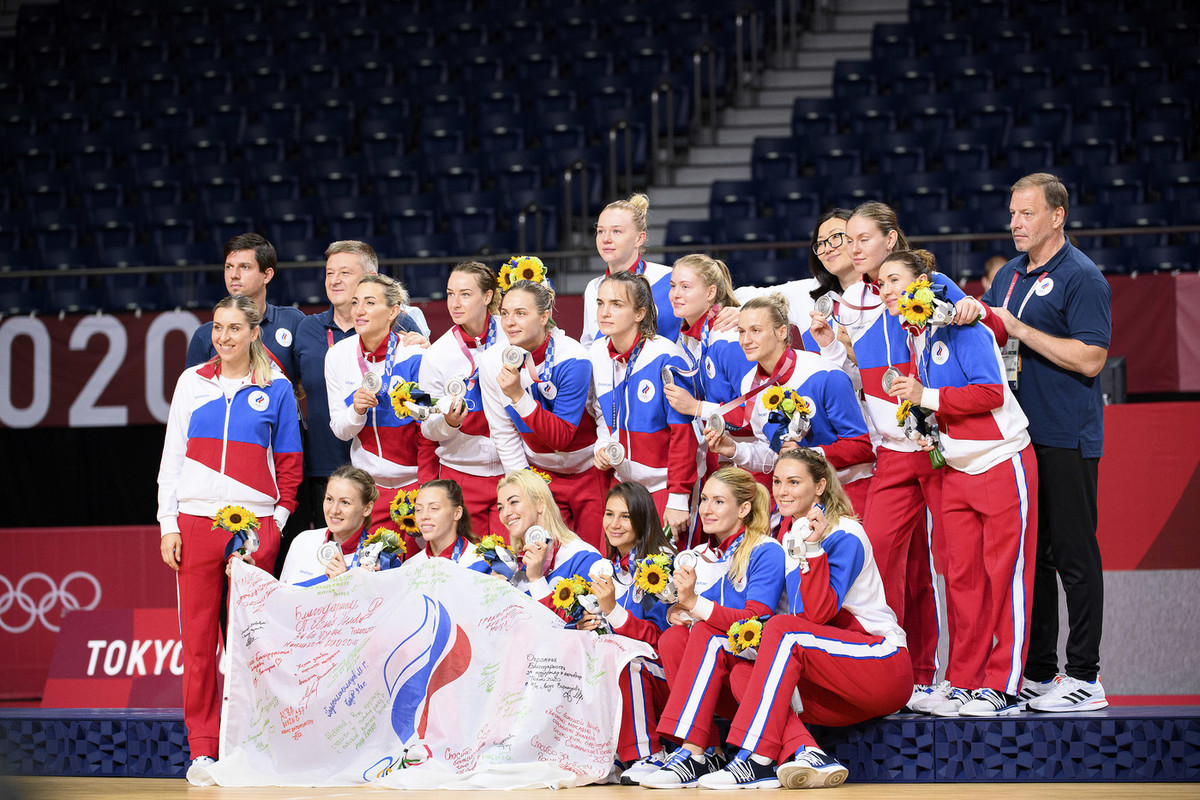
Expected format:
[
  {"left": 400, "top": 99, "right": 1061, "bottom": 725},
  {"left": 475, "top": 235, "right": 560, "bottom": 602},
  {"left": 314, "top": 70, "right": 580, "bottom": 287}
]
[
  {"left": 157, "top": 355, "right": 301, "bottom": 761},
  {"left": 326, "top": 331, "right": 424, "bottom": 530},
  {"left": 479, "top": 324, "right": 605, "bottom": 551},
  {"left": 881, "top": 250, "right": 1037, "bottom": 713},
  {"left": 719, "top": 456, "right": 911, "bottom": 785}
]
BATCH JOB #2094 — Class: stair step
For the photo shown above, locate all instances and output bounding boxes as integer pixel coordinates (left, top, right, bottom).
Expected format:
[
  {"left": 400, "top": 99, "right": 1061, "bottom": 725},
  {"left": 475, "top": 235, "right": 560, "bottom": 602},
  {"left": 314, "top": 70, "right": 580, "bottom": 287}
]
[
  {"left": 758, "top": 82, "right": 830, "bottom": 107},
  {"left": 673, "top": 164, "right": 751, "bottom": 184},
  {"left": 721, "top": 106, "right": 793, "bottom": 127},
  {"left": 687, "top": 145, "right": 753, "bottom": 165},
  {"left": 838, "top": 0, "right": 910, "bottom": 12},
  {"left": 793, "top": 49, "right": 864, "bottom": 70},
  {"left": 834, "top": 10, "right": 908, "bottom": 32},
  {"left": 653, "top": 203, "right": 710, "bottom": 221},
  {"left": 799, "top": 30, "right": 871, "bottom": 50},
  {"left": 652, "top": 185, "right": 706, "bottom": 206},
  {"left": 760, "top": 68, "right": 836, "bottom": 89},
  {"left": 716, "top": 125, "right": 790, "bottom": 146}
]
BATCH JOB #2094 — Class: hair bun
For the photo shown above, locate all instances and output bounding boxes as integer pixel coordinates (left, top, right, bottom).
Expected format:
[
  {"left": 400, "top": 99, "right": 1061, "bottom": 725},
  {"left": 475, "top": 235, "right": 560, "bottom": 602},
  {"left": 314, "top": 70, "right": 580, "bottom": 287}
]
[{"left": 628, "top": 193, "right": 650, "bottom": 213}]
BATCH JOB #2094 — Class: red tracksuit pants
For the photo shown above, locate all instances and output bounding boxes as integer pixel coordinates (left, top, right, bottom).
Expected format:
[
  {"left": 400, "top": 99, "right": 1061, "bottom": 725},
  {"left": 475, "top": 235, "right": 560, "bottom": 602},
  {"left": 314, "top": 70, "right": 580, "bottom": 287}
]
[
  {"left": 655, "top": 622, "right": 743, "bottom": 748},
  {"left": 177, "top": 512, "right": 280, "bottom": 758},
  {"left": 370, "top": 482, "right": 421, "bottom": 555},
  {"left": 439, "top": 465, "right": 503, "bottom": 542},
  {"left": 862, "top": 447, "right": 944, "bottom": 684},
  {"left": 726, "top": 615, "right": 912, "bottom": 760},
  {"left": 617, "top": 657, "right": 670, "bottom": 762},
  {"left": 546, "top": 466, "right": 608, "bottom": 552},
  {"left": 941, "top": 445, "right": 1038, "bottom": 694}
]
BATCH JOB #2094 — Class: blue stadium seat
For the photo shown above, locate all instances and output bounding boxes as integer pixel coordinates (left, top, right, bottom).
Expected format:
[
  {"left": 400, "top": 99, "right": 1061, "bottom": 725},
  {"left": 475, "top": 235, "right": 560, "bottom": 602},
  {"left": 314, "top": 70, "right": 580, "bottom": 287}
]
[
  {"left": 665, "top": 219, "right": 714, "bottom": 248},
  {"left": 1116, "top": 48, "right": 1171, "bottom": 87},
  {"left": 33, "top": 208, "right": 87, "bottom": 250},
  {"left": 41, "top": 246, "right": 98, "bottom": 270},
  {"left": 872, "top": 23, "right": 915, "bottom": 60},
  {"left": 206, "top": 201, "right": 262, "bottom": 247},
  {"left": 1060, "top": 52, "right": 1111, "bottom": 89},
  {"left": 528, "top": 78, "right": 581, "bottom": 116},
  {"left": 1102, "top": 16, "right": 1150, "bottom": 51},
  {"left": 939, "top": 129, "right": 996, "bottom": 172},
  {"left": 48, "top": 277, "right": 105, "bottom": 314},
  {"left": 916, "top": 210, "right": 975, "bottom": 237},
  {"left": 147, "top": 203, "right": 201, "bottom": 248},
  {"left": 281, "top": 267, "right": 327, "bottom": 306},
  {"left": 721, "top": 218, "right": 780, "bottom": 250},
  {"left": 124, "top": 132, "right": 173, "bottom": 172},
  {"left": 1135, "top": 120, "right": 1190, "bottom": 163},
  {"left": 957, "top": 168, "right": 1021, "bottom": 211},
  {"left": 193, "top": 165, "right": 245, "bottom": 207},
  {"left": 939, "top": 55, "right": 997, "bottom": 94},
  {"left": 1136, "top": 83, "right": 1192, "bottom": 124},
  {"left": 239, "top": 122, "right": 290, "bottom": 163},
  {"left": 842, "top": 95, "right": 901, "bottom": 136},
  {"left": 537, "top": 111, "right": 588, "bottom": 151},
  {"left": 1109, "top": 202, "right": 1173, "bottom": 248},
  {"left": 136, "top": 165, "right": 189, "bottom": 208},
  {"left": 709, "top": 180, "right": 760, "bottom": 223},
  {"left": 324, "top": 197, "right": 378, "bottom": 240},
  {"left": 161, "top": 243, "right": 216, "bottom": 267},
  {"left": 1134, "top": 246, "right": 1195, "bottom": 273},
  {"left": 923, "top": 22, "right": 975, "bottom": 57},
  {"left": 832, "top": 60, "right": 877, "bottom": 98},
  {"left": 1088, "top": 164, "right": 1148, "bottom": 206},
  {"left": 1155, "top": 163, "right": 1200, "bottom": 204},
  {"left": 1023, "top": 88, "right": 1075, "bottom": 130},
  {"left": 264, "top": 198, "right": 322, "bottom": 243},
  {"left": 475, "top": 81, "right": 523, "bottom": 116},
  {"left": 505, "top": 188, "right": 559, "bottom": 251},
  {"left": 751, "top": 137, "right": 799, "bottom": 181},
  {"left": 1037, "top": 18, "right": 1090, "bottom": 51},
  {"left": 1069, "top": 124, "right": 1123, "bottom": 168},
  {"left": 1064, "top": 205, "right": 1112, "bottom": 250},
  {"left": 490, "top": 152, "right": 545, "bottom": 195},
  {"left": 874, "top": 132, "right": 928, "bottom": 173},
  {"left": 383, "top": 196, "right": 439, "bottom": 238},
  {"left": 1002, "top": 53, "right": 1054, "bottom": 91},
  {"left": 446, "top": 191, "right": 501, "bottom": 239},
  {"left": 459, "top": 230, "right": 517, "bottom": 258},
  {"left": 766, "top": 177, "right": 825, "bottom": 231},
  {"left": 824, "top": 174, "right": 891, "bottom": 210},
  {"left": 23, "top": 170, "right": 73, "bottom": 212},
  {"left": 89, "top": 206, "right": 143, "bottom": 249},
  {"left": 1003, "top": 125, "right": 1061, "bottom": 172},
  {"left": 0, "top": 211, "right": 28, "bottom": 251},
  {"left": 791, "top": 98, "right": 838, "bottom": 138},
  {"left": 901, "top": 94, "right": 956, "bottom": 138},
  {"left": 12, "top": 135, "right": 59, "bottom": 175},
  {"left": 478, "top": 113, "right": 528, "bottom": 153},
  {"left": 981, "top": 20, "right": 1032, "bottom": 55},
  {"left": 252, "top": 161, "right": 304, "bottom": 203},
  {"left": 373, "top": 155, "right": 426, "bottom": 203},
  {"left": 805, "top": 134, "right": 864, "bottom": 179},
  {"left": 275, "top": 238, "right": 329, "bottom": 264},
  {"left": 459, "top": 47, "right": 506, "bottom": 83},
  {"left": 359, "top": 120, "right": 407, "bottom": 163},
  {"left": 1084, "top": 246, "right": 1133, "bottom": 275},
  {"left": 894, "top": 172, "right": 953, "bottom": 216},
  {"left": 309, "top": 157, "right": 365, "bottom": 200},
  {"left": 98, "top": 244, "right": 157, "bottom": 269},
  {"left": 419, "top": 115, "right": 467, "bottom": 155},
  {"left": 403, "top": 264, "right": 452, "bottom": 300}
]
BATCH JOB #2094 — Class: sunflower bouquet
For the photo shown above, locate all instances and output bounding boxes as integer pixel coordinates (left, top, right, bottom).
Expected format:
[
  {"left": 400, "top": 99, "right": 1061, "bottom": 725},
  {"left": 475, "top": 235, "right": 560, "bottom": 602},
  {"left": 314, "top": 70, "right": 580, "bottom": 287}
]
[
  {"left": 389, "top": 489, "right": 419, "bottom": 536},
  {"left": 764, "top": 388, "right": 815, "bottom": 448},
  {"left": 498, "top": 255, "right": 548, "bottom": 292},
  {"left": 551, "top": 574, "right": 606, "bottom": 632},
  {"left": 359, "top": 524, "right": 407, "bottom": 570},
  {"left": 525, "top": 466, "right": 552, "bottom": 485},
  {"left": 215, "top": 505, "right": 261, "bottom": 559},
  {"left": 896, "top": 400, "right": 946, "bottom": 469},
  {"left": 475, "top": 534, "right": 520, "bottom": 580},
  {"left": 726, "top": 616, "right": 768, "bottom": 659},
  {"left": 898, "top": 276, "right": 957, "bottom": 333},
  {"left": 634, "top": 553, "right": 676, "bottom": 601},
  {"left": 389, "top": 380, "right": 438, "bottom": 420}
]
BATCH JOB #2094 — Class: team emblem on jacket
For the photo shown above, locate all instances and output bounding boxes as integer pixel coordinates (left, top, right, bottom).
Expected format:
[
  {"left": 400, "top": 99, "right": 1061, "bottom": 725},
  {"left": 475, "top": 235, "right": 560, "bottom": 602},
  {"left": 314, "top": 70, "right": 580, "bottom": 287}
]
[
  {"left": 705, "top": 357, "right": 716, "bottom": 379},
  {"left": 1035, "top": 276, "right": 1054, "bottom": 296},
  {"left": 638, "top": 380, "right": 655, "bottom": 402},
  {"left": 931, "top": 341, "right": 950, "bottom": 365},
  {"left": 275, "top": 328, "right": 293, "bottom": 347},
  {"left": 248, "top": 390, "right": 270, "bottom": 411},
  {"left": 540, "top": 382, "right": 557, "bottom": 399}
]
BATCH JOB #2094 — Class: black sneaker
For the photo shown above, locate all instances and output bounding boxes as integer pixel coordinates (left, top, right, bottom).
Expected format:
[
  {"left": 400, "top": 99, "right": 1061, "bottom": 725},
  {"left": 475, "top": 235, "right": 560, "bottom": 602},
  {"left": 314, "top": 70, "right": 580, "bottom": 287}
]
[{"left": 776, "top": 749, "right": 848, "bottom": 789}]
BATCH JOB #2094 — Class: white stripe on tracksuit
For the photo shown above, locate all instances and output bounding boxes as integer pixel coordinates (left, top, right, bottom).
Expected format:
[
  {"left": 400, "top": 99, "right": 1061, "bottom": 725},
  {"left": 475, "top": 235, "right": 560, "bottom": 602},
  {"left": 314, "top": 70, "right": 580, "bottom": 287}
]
[
  {"left": 739, "top": 631, "right": 901, "bottom": 753},
  {"left": 924, "top": 505, "right": 945, "bottom": 682},
  {"left": 1005, "top": 451, "right": 1032, "bottom": 695},
  {"left": 671, "top": 635, "right": 727, "bottom": 738}
]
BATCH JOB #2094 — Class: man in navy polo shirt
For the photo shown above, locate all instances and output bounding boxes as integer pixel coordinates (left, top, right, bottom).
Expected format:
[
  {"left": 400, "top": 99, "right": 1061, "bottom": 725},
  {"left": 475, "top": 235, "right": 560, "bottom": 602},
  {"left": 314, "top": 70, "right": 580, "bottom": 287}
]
[
  {"left": 291, "top": 240, "right": 424, "bottom": 529},
  {"left": 983, "top": 173, "right": 1112, "bottom": 713},
  {"left": 186, "top": 233, "right": 305, "bottom": 381}
]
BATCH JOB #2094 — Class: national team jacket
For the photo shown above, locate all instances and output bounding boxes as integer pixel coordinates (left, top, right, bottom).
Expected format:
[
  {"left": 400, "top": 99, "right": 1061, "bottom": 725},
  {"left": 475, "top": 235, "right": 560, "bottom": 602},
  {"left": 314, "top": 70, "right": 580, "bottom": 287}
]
[
  {"left": 157, "top": 360, "right": 302, "bottom": 535},
  {"left": 516, "top": 536, "right": 604, "bottom": 601},
  {"left": 675, "top": 308, "right": 755, "bottom": 413},
  {"left": 690, "top": 531, "right": 787, "bottom": 634},
  {"left": 589, "top": 334, "right": 699, "bottom": 512},
  {"left": 603, "top": 553, "right": 672, "bottom": 648},
  {"left": 325, "top": 332, "right": 425, "bottom": 489},
  {"left": 778, "top": 516, "right": 906, "bottom": 647},
  {"left": 417, "top": 317, "right": 511, "bottom": 480},
  {"left": 732, "top": 349, "right": 875, "bottom": 485},
  {"left": 910, "top": 320, "right": 1031, "bottom": 475},
  {"left": 581, "top": 259, "right": 681, "bottom": 349},
  {"left": 478, "top": 328, "right": 598, "bottom": 476}
]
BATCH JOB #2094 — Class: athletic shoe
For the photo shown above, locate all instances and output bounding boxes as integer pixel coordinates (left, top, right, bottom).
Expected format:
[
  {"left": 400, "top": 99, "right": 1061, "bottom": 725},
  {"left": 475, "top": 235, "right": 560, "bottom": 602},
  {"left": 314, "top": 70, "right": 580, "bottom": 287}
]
[
  {"left": 776, "top": 748, "right": 848, "bottom": 790},
  {"left": 904, "top": 683, "right": 932, "bottom": 713},
  {"left": 640, "top": 747, "right": 717, "bottom": 789},
  {"left": 909, "top": 680, "right": 954, "bottom": 714},
  {"left": 621, "top": 750, "right": 668, "bottom": 785},
  {"left": 1016, "top": 676, "right": 1060, "bottom": 709},
  {"left": 698, "top": 756, "right": 781, "bottom": 790},
  {"left": 186, "top": 755, "right": 217, "bottom": 787},
  {"left": 930, "top": 686, "right": 972, "bottom": 717},
  {"left": 958, "top": 688, "right": 1022, "bottom": 717},
  {"left": 1028, "top": 675, "right": 1108, "bottom": 713}
]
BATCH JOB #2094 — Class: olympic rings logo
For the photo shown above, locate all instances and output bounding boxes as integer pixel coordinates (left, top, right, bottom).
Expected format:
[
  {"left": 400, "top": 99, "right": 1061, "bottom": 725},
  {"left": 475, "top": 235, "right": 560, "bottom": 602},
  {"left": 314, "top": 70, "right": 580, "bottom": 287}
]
[{"left": 0, "top": 572, "right": 102, "bottom": 634}]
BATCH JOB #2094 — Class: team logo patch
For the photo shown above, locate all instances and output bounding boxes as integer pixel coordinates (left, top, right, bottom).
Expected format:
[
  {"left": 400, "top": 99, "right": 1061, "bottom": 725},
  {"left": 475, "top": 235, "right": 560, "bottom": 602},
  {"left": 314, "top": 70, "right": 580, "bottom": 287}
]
[
  {"left": 1035, "top": 276, "right": 1054, "bottom": 296},
  {"left": 637, "top": 380, "right": 656, "bottom": 402},
  {"left": 705, "top": 357, "right": 716, "bottom": 380},
  {"left": 931, "top": 341, "right": 950, "bottom": 365},
  {"left": 540, "top": 382, "right": 557, "bottom": 399},
  {"left": 275, "top": 328, "right": 293, "bottom": 347},
  {"left": 248, "top": 390, "right": 270, "bottom": 411}
]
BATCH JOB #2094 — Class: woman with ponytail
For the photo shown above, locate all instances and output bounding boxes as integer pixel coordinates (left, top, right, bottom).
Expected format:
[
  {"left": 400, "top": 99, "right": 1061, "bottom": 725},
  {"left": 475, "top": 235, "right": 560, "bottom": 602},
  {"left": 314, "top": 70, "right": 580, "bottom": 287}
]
[
  {"left": 157, "top": 294, "right": 302, "bottom": 784},
  {"left": 879, "top": 249, "right": 1037, "bottom": 718},
  {"left": 403, "top": 479, "right": 487, "bottom": 569},
  {"left": 699, "top": 449, "right": 911, "bottom": 790},
  {"left": 278, "top": 465, "right": 377, "bottom": 585},
  {"left": 638, "top": 467, "right": 785, "bottom": 788}
]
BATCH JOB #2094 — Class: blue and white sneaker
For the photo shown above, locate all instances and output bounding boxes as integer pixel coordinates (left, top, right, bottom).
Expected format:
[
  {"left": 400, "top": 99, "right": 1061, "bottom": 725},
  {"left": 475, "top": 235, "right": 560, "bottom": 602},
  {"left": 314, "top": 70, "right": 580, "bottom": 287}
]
[
  {"left": 904, "top": 683, "right": 933, "bottom": 713},
  {"left": 639, "top": 747, "right": 717, "bottom": 789},
  {"left": 698, "top": 755, "right": 781, "bottom": 790},
  {"left": 186, "top": 755, "right": 217, "bottom": 787},
  {"left": 930, "top": 686, "right": 972, "bottom": 717},
  {"left": 959, "top": 687, "right": 1023, "bottom": 717},
  {"left": 909, "top": 680, "right": 954, "bottom": 714},
  {"left": 1017, "top": 676, "right": 1060, "bottom": 709},
  {"left": 776, "top": 748, "right": 848, "bottom": 789},
  {"left": 621, "top": 749, "right": 669, "bottom": 785}
]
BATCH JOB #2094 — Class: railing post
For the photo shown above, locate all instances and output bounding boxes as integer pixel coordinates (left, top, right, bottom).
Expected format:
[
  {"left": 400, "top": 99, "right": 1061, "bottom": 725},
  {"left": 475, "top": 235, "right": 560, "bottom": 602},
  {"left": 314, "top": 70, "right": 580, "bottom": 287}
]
[
  {"left": 650, "top": 88, "right": 661, "bottom": 183},
  {"left": 735, "top": 13, "right": 745, "bottom": 107}
]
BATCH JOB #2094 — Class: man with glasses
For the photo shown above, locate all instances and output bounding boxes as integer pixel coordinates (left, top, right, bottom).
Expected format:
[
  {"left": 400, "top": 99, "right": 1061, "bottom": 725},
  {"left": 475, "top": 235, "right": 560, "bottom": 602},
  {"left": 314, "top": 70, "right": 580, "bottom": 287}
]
[{"left": 982, "top": 173, "right": 1112, "bottom": 713}]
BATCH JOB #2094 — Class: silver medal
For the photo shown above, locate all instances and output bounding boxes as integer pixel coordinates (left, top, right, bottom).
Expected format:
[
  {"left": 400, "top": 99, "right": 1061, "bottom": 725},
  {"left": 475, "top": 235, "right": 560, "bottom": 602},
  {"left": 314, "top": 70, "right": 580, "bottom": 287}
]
[
  {"left": 242, "top": 529, "right": 260, "bottom": 555},
  {"left": 362, "top": 371, "right": 382, "bottom": 394},
  {"left": 881, "top": 366, "right": 901, "bottom": 393},
  {"left": 589, "top": 560, "right": 614, "bottom": 581},
  {"left": 445, "top": 377, "right": 467, "bottom": 398},
  {"left": 814, "top": 294, "right": 835, "bottom": 320},
  {"left": 501, "top": 345, "right": 526, "bottom": 367},
  {"left": 705, "top": 413, "right": 725, "bottom": 435},
  {"left": 660, "top": 365, "right": 676, "bottom": 386},
  {"left": 525, "top": 526, "right": 551, "bottom": 547},
  {"left": 317, "top": 541, "right": 341, "bottom": 567},
  {"left": 604, "top": 441, "right": 626, "bottom": 466},
  {"left": 674, "top": 550, "right": 699, "bottom": 570}
]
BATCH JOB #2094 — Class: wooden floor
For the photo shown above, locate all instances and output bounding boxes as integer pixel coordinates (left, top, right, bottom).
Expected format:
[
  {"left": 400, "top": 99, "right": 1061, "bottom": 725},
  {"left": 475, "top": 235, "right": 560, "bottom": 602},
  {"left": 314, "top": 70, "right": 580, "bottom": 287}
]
[{"left": 6, "top": 778, "right": 1197, "bottom": 799}]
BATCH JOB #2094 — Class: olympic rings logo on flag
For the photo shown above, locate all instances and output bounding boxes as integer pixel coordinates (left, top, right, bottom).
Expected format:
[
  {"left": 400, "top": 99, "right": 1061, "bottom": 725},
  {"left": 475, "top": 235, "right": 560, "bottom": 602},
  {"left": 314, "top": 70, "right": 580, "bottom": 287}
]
[{"left": 0, "top": 572, "right": 102, "bottom": 634}]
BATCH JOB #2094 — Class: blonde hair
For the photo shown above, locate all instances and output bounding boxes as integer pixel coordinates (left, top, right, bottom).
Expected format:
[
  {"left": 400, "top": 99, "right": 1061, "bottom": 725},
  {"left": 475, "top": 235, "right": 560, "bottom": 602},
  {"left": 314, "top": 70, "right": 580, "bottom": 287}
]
[
  {"left": 850, "top": 201, "right": 911, "bottom": 252},
  {"left": 601, "top": 193, "right": 650, "bottom": 252},
  {"left": 774, "top": 449, "right": 857, "bottom": 526},
  {"left": 497, "top": 470, "right": 576, "bottom": 549},
  {"left": 503, "top": 279, "right": 557, "bottom": 332},
  {"left": 213, "top": 295, "right": 273, "bottom": 388},
  {"left": 357, "top": 272, "right": 409, "bottom": 316},
  {"left": 673, "top": 254, "right": 740, "bottom": 309},
  {"left": 706, "top": 466, "right": 772, "bottom": 585}
]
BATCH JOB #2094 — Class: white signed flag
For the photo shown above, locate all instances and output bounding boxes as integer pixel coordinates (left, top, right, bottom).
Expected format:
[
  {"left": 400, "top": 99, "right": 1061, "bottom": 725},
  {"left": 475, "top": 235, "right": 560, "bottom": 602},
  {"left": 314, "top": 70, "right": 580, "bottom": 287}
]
[{"left": 211, "top": 558, "right": 653, "bottom": 788}]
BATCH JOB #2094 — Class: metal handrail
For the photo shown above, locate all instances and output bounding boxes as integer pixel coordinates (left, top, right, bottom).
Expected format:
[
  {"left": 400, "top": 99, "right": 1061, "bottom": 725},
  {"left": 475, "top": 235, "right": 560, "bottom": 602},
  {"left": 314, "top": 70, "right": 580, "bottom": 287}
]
[{"left": 607, "top": 119, "right": 634, "bottom": 199}]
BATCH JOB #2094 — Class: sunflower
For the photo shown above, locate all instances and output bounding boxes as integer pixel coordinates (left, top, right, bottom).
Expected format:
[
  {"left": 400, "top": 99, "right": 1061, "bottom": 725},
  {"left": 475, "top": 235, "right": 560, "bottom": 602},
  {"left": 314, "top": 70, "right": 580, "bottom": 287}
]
[
  {"left": 526, "top": 467, "right": 552, "bottom": 484},
  {"left": 896, "top": 400, "right": 913, "bottom": 427},
  {"left": 552, "top": 579, "right": 577, "bottom": 610},
  {"left": 726, "top": 620, "right": 745, "bottom": 652},
  {"left": 213, "top": 505, "right": 259, "bottom": 534},
  {"left": 762, "top": 385, "right": 786, "bottom": 411},
  {"left": 367, "top": 525, "right": 407, "bottom": 556},
  {"left": 477, "top": 534, "right": 507, "bottom": 552},
  {"left": 736, "top": 618, "right": 763, "bottom": 649},
  {"left": 497, "top": 263, "right": 515, "bottom": 292},
  {"left": 793, "top": 396, "right": 814, "bottom": 418},
  {"left": 389, "top": 380, "right": 416, "bottom": 418},
  {"left": 899, "top": 276, "right": 936, "bottom": 328},
  {"left": 570, "top": 575, "right": 591, "bottom": 596},
  {"left": 635, "top": 562, "right": 670, "bottom": 594}
]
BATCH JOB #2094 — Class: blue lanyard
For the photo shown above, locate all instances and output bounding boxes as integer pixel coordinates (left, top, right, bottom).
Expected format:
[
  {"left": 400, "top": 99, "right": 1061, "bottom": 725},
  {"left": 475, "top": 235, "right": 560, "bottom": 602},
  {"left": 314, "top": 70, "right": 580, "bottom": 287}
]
[
  {"left": 536, "top": 334, "right": 556, "bottom": 385},
  {"left": 610, "top": 339, "right": 646, "bottom": 432},
  {"left": 676, "top": 315, "right": 710, "bottom": 397},
  {"left": 428, "top": 536, "right": 466, "bottom": 562}
]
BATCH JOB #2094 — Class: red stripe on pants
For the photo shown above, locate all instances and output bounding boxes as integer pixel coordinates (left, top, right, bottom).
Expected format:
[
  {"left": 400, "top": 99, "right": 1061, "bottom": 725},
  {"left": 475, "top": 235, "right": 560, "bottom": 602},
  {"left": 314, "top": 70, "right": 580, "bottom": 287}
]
[
  {"left": 439, "top": 465, "right": 504, "bottom": 542},
  {"left": 940, "top": 444, "right": 1038, "bottom": 694},
  {"left": 726, "top": 615, "right": 912, "bottom": 761},
  {"left": 862, "top": 447, "right": 944, "bottom": 684},
  {"left": 177, "top": 512, "right": 279, "bottom": 757}
]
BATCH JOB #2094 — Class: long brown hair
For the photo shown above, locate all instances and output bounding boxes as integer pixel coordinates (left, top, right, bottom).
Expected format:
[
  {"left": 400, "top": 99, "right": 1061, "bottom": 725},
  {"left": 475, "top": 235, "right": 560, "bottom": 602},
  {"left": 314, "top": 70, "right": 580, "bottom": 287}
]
[
  {"left": 601, "top": 271, "right": 658, "bottom": 342},
  {"left": 774, "top": 449, "right": 857, "bottom": 525}
]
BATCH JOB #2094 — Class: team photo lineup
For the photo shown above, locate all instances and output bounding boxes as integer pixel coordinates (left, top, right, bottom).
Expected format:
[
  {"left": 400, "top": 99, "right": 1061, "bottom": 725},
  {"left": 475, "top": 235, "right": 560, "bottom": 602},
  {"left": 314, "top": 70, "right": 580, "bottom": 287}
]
[{"left": 158, "top": 174, "right": 1112, "bottom": 788}]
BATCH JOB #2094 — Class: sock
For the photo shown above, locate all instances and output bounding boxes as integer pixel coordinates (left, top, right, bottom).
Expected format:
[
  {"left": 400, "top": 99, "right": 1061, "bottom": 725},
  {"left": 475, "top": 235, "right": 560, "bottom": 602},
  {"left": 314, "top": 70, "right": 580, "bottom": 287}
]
[{"left": 749, "top": 753, "right": 773, "bottom": 766}]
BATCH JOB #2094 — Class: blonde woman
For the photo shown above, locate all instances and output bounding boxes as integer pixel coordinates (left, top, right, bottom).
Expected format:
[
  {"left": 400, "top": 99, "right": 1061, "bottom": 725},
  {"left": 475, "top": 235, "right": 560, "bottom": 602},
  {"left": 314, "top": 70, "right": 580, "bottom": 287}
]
[{"left": 640, "top": 467, "right": 786, "bottom": 788}]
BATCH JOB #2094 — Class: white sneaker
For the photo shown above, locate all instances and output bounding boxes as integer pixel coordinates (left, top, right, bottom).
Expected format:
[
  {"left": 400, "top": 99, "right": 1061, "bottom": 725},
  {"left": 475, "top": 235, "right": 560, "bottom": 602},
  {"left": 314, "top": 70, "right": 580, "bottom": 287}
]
[
  {"left": 621, "top": 749, "right": 668, "bottom": 785},
  {"left": 776, "top": 748, "right": 848, "bottom": 789},
  {"left": 186, "top": 755, "right": 217, "bottom": 787},
  {"left": 930, "top": 686, "right": 972, "bottom": 717},
  {"left": 697, "top": 756, "right": 781, "bottom": 790},
  {"left": 1028, "top": 675, "right": 1108, "bottom": 713},
  {"left": 909, "top": 680, "right": 954, "bottom": 714},
  {"left": 904, "top": 683, "right": 932, "bottom": 712},
  {"left": 958, "top": 688, "right": 1022, "bottom": 717},
  {"left": 1017, "top": 676, "right": 1061, "bottom": 709}
]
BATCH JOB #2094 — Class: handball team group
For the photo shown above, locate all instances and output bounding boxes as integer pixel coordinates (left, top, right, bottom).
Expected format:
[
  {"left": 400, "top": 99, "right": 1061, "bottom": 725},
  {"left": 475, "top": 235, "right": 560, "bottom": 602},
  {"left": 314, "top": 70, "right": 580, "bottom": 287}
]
[{"left": 157, "top": 170, "right": 1113, "bottom": 789}]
